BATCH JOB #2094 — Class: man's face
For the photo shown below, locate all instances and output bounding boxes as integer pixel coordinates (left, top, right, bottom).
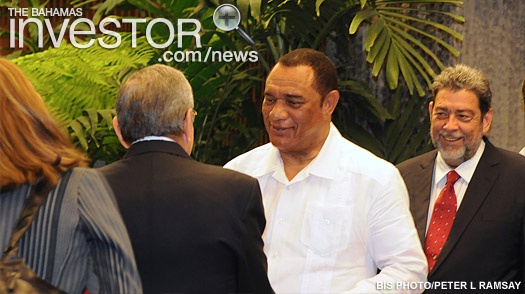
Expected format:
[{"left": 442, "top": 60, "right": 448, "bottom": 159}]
[
  {"left": 262, "top": 64, "right": 335, "bottom": 157},
  {"left": 429, "top": 89, "right": 492, "bottom": 168}
]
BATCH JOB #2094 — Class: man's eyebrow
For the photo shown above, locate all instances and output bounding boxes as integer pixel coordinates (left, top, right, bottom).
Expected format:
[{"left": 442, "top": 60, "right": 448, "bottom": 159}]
[
  {"left": 284, "top": 93, "right": 302, "bottom": 98},
  {"left": 455, "top": 109, "right": 475, "bottom": 114},
  {"left": 263, "top": 91, "right": 303, "bottom": 99},
  {"left": 434, "top": 106, "right": 475, "bottom": 114}
]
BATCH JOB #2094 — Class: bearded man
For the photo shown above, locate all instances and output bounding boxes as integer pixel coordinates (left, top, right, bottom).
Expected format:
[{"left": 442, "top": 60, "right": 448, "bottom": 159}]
[{"left": 397, "top": 64, "right": 525, "bottom": 293}]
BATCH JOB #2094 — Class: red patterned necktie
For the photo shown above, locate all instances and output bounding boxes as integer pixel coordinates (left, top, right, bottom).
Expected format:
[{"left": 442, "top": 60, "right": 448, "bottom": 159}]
[{"left": 425, "top": 170, "right": 460, "bottom": 272}]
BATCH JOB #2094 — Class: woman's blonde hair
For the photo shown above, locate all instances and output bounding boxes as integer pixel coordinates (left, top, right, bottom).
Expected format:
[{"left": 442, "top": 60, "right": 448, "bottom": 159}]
[{"left": 0, "top": 59, "right": 87, "bottom": 189}]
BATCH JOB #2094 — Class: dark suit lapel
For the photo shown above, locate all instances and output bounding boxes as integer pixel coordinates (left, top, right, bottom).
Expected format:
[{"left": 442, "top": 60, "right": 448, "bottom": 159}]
[
  {"left": 410, "top": 152, "right": 437, "bottom": 247},
  {"left": 431, "top": 139, "right": 500, "bottom": 276}
]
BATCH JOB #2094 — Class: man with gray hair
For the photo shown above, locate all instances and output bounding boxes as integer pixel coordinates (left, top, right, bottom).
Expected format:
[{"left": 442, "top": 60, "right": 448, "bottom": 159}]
[
  {"left": 397, "top": 64, "right": 525, "bottom": 293},
  {"left": 99, "top": 64, "right": 273, "bottom": 294}
]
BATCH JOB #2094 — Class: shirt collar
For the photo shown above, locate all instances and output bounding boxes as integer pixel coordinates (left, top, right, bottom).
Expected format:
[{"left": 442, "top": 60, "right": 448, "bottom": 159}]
[
  {"left": 252, "top": 123, "right": 338, "bottom": 183},
  {"left": 250, "top": 144, "right": 283, "bottom": 178},
  {"left": 305, "top": 123, "right": 339, "bottom": 180},
  {"left": 435, "top": 140, "right": 485, "bottom": 185},
  {"left": 131, "top": 136, "right": 176, "bottom": 145}
]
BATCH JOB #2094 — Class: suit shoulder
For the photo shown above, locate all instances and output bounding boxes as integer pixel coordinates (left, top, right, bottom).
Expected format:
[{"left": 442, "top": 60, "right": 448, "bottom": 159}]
[
  {"left": 490, "top": 145, "right": 525, "bottom": 173},
  {"left": 194, "top": 160, "right": 259, "bottom": 188},
  {"left": 97, "top": 160, "right": 123, "bottom": 176},
  {"left": 68, "top": 167, "right": 107, "bottom": 184},
  {"left": 193, "top": 162, "right": 262, "bottom": 215},
  {"left": 493, "top": 145, "right": 525, "bottom": 161},
  {"left": 397, "top": 151, "right": 436, "bottom": 171}
]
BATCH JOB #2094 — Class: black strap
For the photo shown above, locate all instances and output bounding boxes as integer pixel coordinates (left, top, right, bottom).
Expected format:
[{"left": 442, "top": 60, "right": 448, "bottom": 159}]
[{"left": 1, "top": 178, "right": 55, "bottom": 261}]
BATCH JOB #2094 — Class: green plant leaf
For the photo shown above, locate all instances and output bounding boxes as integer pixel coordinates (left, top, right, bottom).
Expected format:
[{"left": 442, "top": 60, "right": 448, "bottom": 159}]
[
  {"left": 68, "top": 120, "right": 89, "bottom": 150},
  {"left": 378, "top": 10, "right": 463, "bottom": 40},
  {"left": 383, "top": 15, "right": 460, "bottom": 57},
  {"left": 371, "top": 36, "right": 391, "bottom": 76},
  {"left": 391, "top": 33, "right": 435, "bottom": 80},
  {"left": 250, "top": 0, "right": 262, "bottom": 20},
  {"left": 388, "top": 24, "right": 445, "bottom": 70},
  {"left": 397, "top": 50, "right": 414, "bottom": 95},
  {"left": 392, "top": 36, "right": 432, "bottom": 87},
  {"left": 376, "top": 6, "right": 465, "bottom": 22},
  {"left": 349, "top": 9, "right": 377, "bottom": 34},
  {"left": 315, "top": 0, "right": 325, "bottom": 16},
  {"left": 385, "top": 43, "right": 399, "bottom": 90},
  {"left": 364, "top": 18, "right": 385, "bottom": 51},
  {"left": 237, "top": 0, "right": 250, "bottom": 26},
  {"left": 366, "top": 27, "right": 387, "bottom": 63}
]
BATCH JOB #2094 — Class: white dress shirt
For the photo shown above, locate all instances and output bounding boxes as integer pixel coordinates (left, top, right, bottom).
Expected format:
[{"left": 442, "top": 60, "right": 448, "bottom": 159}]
[
  {"left": 225, "top": 123, "right": 427, "bottom": 294},
  {"left": 426, "top": 141, "right": 486, "bottom": 234}
]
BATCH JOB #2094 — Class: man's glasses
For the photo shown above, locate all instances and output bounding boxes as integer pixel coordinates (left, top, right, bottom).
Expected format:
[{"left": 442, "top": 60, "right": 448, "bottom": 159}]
[
  {"left": 191, "top": 109, "right": 198, "bottom": 122},
  {"left": 185, "top": 109, "right": 198, "bottom": 123}
]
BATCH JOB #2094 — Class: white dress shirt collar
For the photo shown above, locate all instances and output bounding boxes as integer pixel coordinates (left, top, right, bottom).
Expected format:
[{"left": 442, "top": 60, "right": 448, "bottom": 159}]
[
  {"left": 435, "top": 140, "right": 485, "bottom": 185},
  {"left": 252, "top": 123, "right": 339, "bottom": 184},
  {"left": 131, "top": 136, "right": 176, "bottom": 145}
]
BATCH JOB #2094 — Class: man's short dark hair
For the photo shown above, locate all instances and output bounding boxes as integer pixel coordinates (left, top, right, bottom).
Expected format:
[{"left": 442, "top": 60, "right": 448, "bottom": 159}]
[
  {"left": 277, "top": 48, "right": 338, "bottom": 102},
  {"left": 431, "top": 64, "right": 492, "bottom": 115}
]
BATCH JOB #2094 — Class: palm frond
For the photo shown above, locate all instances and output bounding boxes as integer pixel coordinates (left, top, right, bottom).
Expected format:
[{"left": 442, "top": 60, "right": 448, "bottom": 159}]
[{"left": 349, "top": 0, "right": 464, "bottom": 95}]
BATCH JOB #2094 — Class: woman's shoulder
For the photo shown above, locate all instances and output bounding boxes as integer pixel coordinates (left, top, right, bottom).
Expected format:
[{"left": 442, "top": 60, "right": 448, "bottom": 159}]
[
  {"left": 65, "top": 167, "right": 107, "bottom": 183},
  {"left": 58, "top": 167, "right": 113, "bottom": 197}
]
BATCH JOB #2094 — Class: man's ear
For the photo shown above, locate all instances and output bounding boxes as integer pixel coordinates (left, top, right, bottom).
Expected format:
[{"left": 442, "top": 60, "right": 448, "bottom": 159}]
[
  {"left": 322, "top": 90, "right": 340, "bottom": 118},
  {"left": 482, "top": 108, "right": 493, "bottom": 135},
  {"left": 113, "top": 116, "right": 130, "bottom": 149},
  {"left": 181, "top": 108, "right": 194, "bottom": 155},
  {"left": 429, "top": 101, "right": 434, "bottom": 115}
]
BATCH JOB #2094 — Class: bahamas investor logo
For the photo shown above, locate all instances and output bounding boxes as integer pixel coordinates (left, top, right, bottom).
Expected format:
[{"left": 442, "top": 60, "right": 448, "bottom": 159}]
[{"left": 7, "top": 5, "right": 258, "bottom": 63}]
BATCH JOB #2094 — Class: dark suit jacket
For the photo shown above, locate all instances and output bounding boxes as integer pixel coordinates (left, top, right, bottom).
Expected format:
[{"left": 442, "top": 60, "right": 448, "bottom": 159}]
[
  {"left": 99, "top": 140, "right": 273, "bottom": 294},
  {"left": 397, "top": 138, "right": 525, "bottom": 293}
]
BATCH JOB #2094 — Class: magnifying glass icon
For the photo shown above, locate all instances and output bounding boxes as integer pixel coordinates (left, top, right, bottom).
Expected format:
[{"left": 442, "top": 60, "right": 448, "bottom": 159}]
[{"left": 213, "top": 4, "right": 255, "bottom": 46}]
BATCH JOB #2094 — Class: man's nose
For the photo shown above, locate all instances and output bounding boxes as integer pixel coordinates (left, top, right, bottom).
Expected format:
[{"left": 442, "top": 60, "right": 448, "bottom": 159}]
[
  {"left": 442, "top": 115, "right": 460, "bottom": 131},
  {"left": 269, "top": 101, "right": 288, "bottom": 120}
]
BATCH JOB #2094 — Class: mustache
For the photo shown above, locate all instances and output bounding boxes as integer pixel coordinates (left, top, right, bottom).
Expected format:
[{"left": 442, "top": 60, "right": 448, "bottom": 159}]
[{"left": 438, "top": 130, "right": 464, "bottom": 141}]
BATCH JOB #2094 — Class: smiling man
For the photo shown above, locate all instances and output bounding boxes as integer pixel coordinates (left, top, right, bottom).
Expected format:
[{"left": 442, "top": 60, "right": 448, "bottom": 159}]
[
  {"left": 225, "top": 48, "right": 427, "bottom": 293},
  {"left": 397, "top": 64, "right": 525, "bottom": 293}
]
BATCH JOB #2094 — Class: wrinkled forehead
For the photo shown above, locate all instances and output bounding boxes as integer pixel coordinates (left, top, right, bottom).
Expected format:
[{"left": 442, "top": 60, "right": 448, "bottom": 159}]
[
  {"left": 265, "top": 64, "right": 316, "bottom": 95},
  {"left": 434, "top": 89, "right": 481, "bottom": 111}
]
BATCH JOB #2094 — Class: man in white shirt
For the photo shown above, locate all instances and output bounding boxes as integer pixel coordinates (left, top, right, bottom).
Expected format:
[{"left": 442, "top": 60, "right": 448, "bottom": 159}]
[
  {"left": 225, "top": 48, "right": 427, "bottom": 293},
  {"left": 397, "top": 64, "right": 525, "bottom": 293}
]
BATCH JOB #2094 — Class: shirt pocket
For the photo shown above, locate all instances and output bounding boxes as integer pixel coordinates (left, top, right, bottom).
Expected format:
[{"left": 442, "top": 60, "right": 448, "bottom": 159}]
[{"left": 300, "top": 201, "right": 353, "bottom": 256}]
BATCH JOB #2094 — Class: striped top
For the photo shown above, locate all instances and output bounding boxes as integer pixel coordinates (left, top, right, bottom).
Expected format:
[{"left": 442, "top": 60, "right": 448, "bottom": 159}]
[{"left": 0, "top": 167, "right": 142, "bottom": 293}]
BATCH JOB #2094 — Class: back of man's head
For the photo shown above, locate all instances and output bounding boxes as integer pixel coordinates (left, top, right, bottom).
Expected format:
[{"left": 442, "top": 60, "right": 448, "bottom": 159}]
[
  {"left": 278, "top": 48, "right": 338, "bottom": 99},
  {"left": 116, "top": 64, "right": 194, "bottom": 143}
]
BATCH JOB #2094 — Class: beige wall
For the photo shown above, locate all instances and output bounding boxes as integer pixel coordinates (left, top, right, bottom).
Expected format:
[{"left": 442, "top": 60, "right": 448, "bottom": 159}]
[{"left": 454, "top": 0, "right": 525, "bottom": 152}]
